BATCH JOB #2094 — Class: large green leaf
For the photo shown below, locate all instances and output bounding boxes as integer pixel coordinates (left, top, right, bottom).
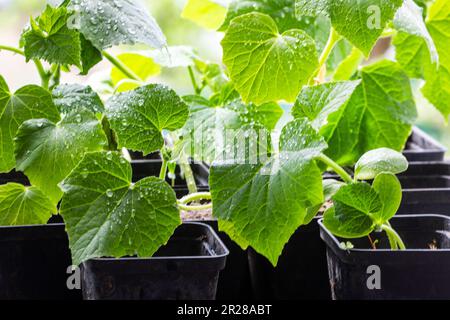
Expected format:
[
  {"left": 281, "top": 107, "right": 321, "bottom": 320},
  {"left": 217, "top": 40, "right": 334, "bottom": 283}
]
[
  {"left": 393, "top": 0, "right": 438, "bottom": 68},
  {"left": 296, "top": 0, "right": 403, "bottom": 56},
  {"left": 324, "top": 183, "right": 380, "bottom": 238},
  {"left": 69, "top": 0, "right": 167, "bottom": 50},
  {"left": 52, "top": 83, "right": 104, "bottom": 114},
  {"left": 0, "top": 76, "right": 60, "bottom": 173},
  {"left": 182, "top": 0, "right": 228, "bottom": 30},
  {"left": 22, "top": 5, "right": 81, "bottom": 66},
  {"left": 221, "top": 12, "right": 318, "bottom": 104},
  {"left": 292, "top": 81, "right": 361, "bottom": 131},
  {"left": 210, "top": 119, "right": 326, "bottom": 266},
  {"left": 60, "top": 151, "right": 180, "bottom": 266},
  {"left": 106, "top": 84, "right": 189, "bottom": 155},
  {"left": 422, "top": 0, "right": 450, "bottom": 119},
  {"left": 0, "top": 183, "right": 55, "bottom": 226},
  {"left": 323, "top": 60, "right": 417, "bottom": 165},
  {"left": 14, "top": 110, "right": 107, "bottom": 205}
]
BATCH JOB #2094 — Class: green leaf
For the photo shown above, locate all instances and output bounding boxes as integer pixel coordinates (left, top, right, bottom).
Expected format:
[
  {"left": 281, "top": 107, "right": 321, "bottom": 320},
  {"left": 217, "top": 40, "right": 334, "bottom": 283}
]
[
  {"left": 70, "top": 0, "right": 167, "bottom": 50},
  {"left": 179, "top": 95, "right": 243, "bottom": 164},
  {"left": 22, "top": 5, "right": 81, "bottom": 66},
  {"left": 79, "top": 34, "right": 103, "bottom": 75},
  {"left": 221, "top": 0, "right": 303, "bottom": 33},
  {"left": 210, "top": 119, "right": 326, "bottom": 266},
  {"left": 422, "top": 0, "right": 450, "bottom": 119},
  {"left": 296, "top": 0, "right": 403, "bottom": 56},
  {"left": 182, "top": 0, "right": 228, "bottom": 30},
  {"left": 14, "top": 110, "right": 107, "bottom": 205},
  {"left": 0, "top": 183, "right": 55, "bottom": 226},
  {"left": 106, "top": 84, "right": 189, "bottom": 155},
  {"left": 355, "top": 148, "right": 408, "bottom": 180},
  {"left": 323, "top": 60, "right": 417, "bottom": 165},
  {"left": 393, "top": 33, "right": 431, "bottom": 79},
  {"left": 292, "top": 81, "right": 361, "bottom": 131},
  {"left": 393, "top": 0, "right": 438, "bottom": 66},
  {"left": 60, "top": 151, "right": 181, "bottom": 266},
  {"left": 333, "top": 47, "right": 365, "bottom": 81},
  {"left": 111, "top": 53, "right": 161, "bottom": 86},
  {"left": 324, "top": 183, "right": 380, "bottom": 238},
  {"left": 0, "top": 76, "right": 60, "bottom": 173},
  {"left": 372, "top": 173, "right": 402, "bottom": 224},
  {"left": 221, "top": 12, "right": 318, "bottom": 104},
  {"left": 52, "top": 83, "right": 105, "bottom": 115}
]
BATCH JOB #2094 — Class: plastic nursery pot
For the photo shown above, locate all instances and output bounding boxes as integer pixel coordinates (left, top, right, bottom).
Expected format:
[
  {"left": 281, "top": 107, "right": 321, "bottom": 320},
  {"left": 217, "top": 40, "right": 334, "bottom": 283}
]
[
  {"left": 403, "top": 127, "right": 447, "bottom": 162},
  {"left": 399, "top": 162, "right": 450, "bottom": 215},
  {"left": 131, "top": 159, "right": 209, "bottom": 187},
  {"left": 0, "top": 221, "right": 81, "bottom": 300},
  {"left": 80, "top": 222, "right": 228, "bottom": 300},
  {"left": 247, "top": 219, "right": 330, "bottom": 300},
  {"left": 319, "top": 215, "right": 450, "bottom": 300},
  {"left": 128, "top": 150, "right": 161, "bottom": 160},
  {"left": 176, "top": 188, "right": 253, "bottom": 300},
  {"left": 0, "top": 170, "right": 29, "bottom": 185}
]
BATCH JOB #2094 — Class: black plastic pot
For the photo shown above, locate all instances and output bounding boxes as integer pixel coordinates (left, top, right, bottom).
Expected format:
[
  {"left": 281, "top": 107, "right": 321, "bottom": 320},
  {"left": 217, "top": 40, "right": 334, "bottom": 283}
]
[
  {"left": 399, "top": 162, "right": 450, "bottom": 215},
  {"left": 319, "top": 214, "right": 450, "bottom": 300},
  {"left": 248, "top": 219, "right": 330, "bottom": 300},
  {"left": 403, "top": 127, "right": 446, "bottom": 162},
  {"left": 131, "top": 159, "right": 209, "bottom": 187},
  {"left": 81, "top": 222, "right": 228, "bottom": 300},
  {"left": 175, "top": 188, "right": 252, "bottom": 300},
  {"left": 0, "top": 222, "right": 81, "bottom": 300}
]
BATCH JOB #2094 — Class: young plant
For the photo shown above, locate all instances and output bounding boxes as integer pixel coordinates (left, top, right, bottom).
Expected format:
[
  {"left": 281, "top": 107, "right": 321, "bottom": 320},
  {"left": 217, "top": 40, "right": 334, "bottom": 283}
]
[{"left": 179, "top": 0, "right": 449, "bottom": 265}]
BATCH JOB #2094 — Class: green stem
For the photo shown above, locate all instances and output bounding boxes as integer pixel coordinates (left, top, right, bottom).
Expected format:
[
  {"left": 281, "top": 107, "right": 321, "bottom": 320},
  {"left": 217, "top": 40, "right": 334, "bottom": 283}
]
[
  {"left": 310, "top": 28, "right": 341, "bottom": 84},
  {"left": 381, "top": 224, "right": 406, "bottom": 250},
  {"left": 317, "top": 154, "right": 353, "bottom": 184},
  {"left": 102, "top": 50, "right": 142, "bottom": 82},
  {"left": 159, "top": 157, "right": 168, "bottom": 180},
  {"left": 181, "top": 161, "right": 198, "bottom": 194},
  {"left": 0, "top": 45, "right": 50, "bottom": 89},
  {"left": 188, "top": 66, "right": 200, "bottom": 94},
  {"left": 178, "top": 192, "right": 212, "bottom": 211}
]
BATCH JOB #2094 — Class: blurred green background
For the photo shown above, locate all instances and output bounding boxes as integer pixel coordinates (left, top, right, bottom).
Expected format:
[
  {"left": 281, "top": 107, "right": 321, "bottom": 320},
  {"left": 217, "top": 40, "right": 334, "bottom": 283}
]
[{"left": 0, "top": 0, "right": 448, "bottom": 155}]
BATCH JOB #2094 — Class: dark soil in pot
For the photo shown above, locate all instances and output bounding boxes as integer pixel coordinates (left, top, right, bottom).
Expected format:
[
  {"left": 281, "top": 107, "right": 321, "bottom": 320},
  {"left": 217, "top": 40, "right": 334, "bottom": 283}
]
[
  {"left": 403, "top": 127, "right": 446, "bottom": 162},
  {"left": 0, "top": 220, "right": 81, "bottom": 300},
  {"left": 319, "top": 214, "right": 450, "bottom": 300},
  {"left": 247, "top": 218, "right": 330, "bottom": 300},
  {"left": 80, "top": 223, "right": 228, "bottom": 300}
]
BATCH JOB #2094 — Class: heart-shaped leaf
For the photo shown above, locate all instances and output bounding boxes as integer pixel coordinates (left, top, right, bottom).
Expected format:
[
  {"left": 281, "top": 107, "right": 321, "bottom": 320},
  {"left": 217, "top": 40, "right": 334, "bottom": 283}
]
[
  {"left": 221, "top": 12, "right": 318, "bottom": 104},
  {"left": 210, "top": 119, "right": 326, "bottom": 266},
  {"left": 0, "top": 76, "right": 60, "bottom": 173},
  {"left": 60, "top": 151, "right": 181, "bottom": 266},
  {"left": 14, "top": 110, "right": 107, "bottom": 205},
  {"left": 52, "top": 83, "right": 104, "bottom": 115},
  {"left": 0, "top": 183, "right": 55, "bottom": 226},
  {"left": 372, "top": 172, "right": 402, "bottom": 224},
  {"left": 106, "top": 84, "right": 189, "bottom": 155}
]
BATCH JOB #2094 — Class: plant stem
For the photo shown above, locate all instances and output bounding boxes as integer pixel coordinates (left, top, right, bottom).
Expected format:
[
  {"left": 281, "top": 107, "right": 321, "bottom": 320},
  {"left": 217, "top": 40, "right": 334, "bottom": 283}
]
[
  {"left": 188, "top": 66, "right": 200, "bottom": 94},
  {"left": 159, "top": 157, "right": 168, "bottom": 180},
  {"left": 0, "top": 45, "right": 50, "bottom": 89},
  {"left": 178, "top": 192, "right": 212, "bottom": 211},
  {"left": 317, "top": 154, "right": 353, "bottom": 184},
  {"left": 180, "top": 161, "right": 198, "bottom": 194},
  {"left": 381, "top": 224, "right": 406, "bottom": 250},
  {"left": 102, "top": 50, "right": 142, "bottom": 82},
  {"left": 310, "top": 28, "right": 341, "bottom": 84}
]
